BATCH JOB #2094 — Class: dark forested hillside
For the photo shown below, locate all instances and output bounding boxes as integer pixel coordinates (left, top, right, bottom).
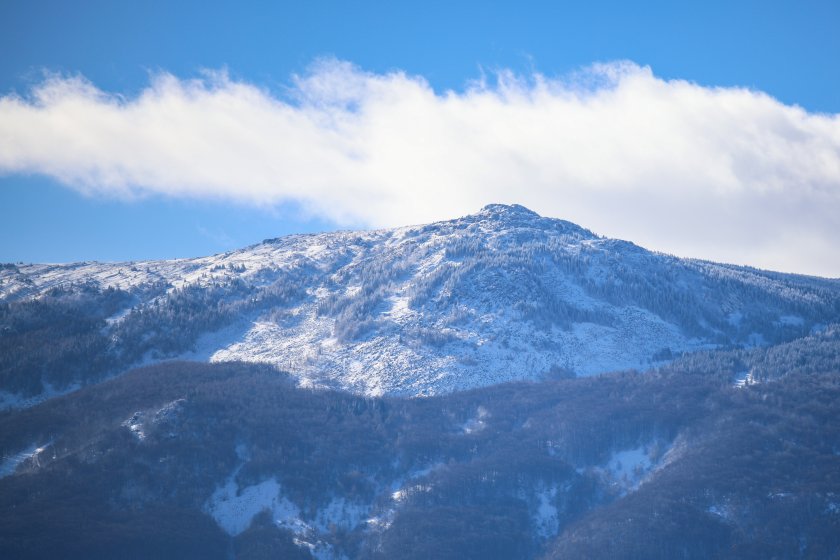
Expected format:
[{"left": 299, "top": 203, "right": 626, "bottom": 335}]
[{"left": 1, "top": 327, "right": 839, "bottom": 559}]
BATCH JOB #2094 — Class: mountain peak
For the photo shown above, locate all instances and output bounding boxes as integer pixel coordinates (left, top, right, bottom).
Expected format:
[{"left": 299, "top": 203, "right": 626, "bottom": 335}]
[
  {"left": 478, "top": 203, "right": 541, "bottom": 218},
  {"left": 473, "top": 203, "right": 595, "bottom": 239}
]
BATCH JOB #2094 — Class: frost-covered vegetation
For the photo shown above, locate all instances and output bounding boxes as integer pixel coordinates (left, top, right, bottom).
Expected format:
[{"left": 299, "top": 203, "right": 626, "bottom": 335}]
[
  {"left": 1, "top": 205, "right": 839, "bottom": 403},
  {"left": 0, "top": 283, "right": 133, "bottom": 396}
]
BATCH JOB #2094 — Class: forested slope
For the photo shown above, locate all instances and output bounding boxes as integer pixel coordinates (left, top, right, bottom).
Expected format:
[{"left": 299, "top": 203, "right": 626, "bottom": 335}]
[{"left": 1, "top": 327, "right": 839, "bottom": 559}]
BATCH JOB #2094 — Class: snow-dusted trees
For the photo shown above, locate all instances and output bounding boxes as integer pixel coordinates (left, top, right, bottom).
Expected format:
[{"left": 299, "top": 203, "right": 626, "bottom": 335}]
[{"left": 0, "top": 283, "right": 132, "bottom": 395}]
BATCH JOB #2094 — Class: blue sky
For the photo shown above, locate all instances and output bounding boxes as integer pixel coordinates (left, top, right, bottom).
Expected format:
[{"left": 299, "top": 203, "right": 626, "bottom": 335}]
[{"left": 1, "top": 1, "right": 839, "bottom": 275}]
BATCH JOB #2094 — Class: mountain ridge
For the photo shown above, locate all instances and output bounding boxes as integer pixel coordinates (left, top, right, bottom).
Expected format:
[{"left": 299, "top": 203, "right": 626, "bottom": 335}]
[{"left": 1, "top": 205, "right": 839, "bottom": 401}]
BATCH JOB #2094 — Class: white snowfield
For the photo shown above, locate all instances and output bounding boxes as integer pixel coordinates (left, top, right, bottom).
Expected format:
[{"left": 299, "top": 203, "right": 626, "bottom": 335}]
[{"left": 2, "top": 204, "right": 836, "bottom": 398}]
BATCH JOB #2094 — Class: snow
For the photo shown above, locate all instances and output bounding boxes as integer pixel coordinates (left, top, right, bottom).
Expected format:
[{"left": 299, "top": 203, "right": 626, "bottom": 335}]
[
  {"left": 121, "top": 398, "right": 185, "bottom": 442},
  {"left": 205, "top": 292, "right": 699, "bottom": 396},
  {"left": 206, "top": 480, "right": 362, "bottom": 560},
  {"left": 461, "top": 406, "right": 490, "bottom": 434},
  {"left": 734, "top": 371, "right": 758, "bottom": 388},
  {"left": 778, "top": 314, "right": 805, "bottom": 326},
  {"left": 707, "top": 504, "right": 732, "bottom": 520},
  {"left": 122, "top": 412, "right": 146, "bottom": 441},
  {"left": 391, "top": 483, "right": 432, "bottom": 502},
  {"left": 363, "top": 464, "right": 444, "bottom": 532},
  {"left": 532, "top": 484, "right": 560, "bottom": 538},
  {"left": 312, "top": 498, "right": 370, "bottom": 533},
  {"left": 384, "top": 294, "right": 411, "bottom": 320},
  {"left": 606, "top": 447, "right": 653, "bottom": 484},
  {"left": 206, "top": 476, "right": 293, "bottom": 536},
  {"left": 0, "top": 441, "right": 51, "bottom": 478},
  {"left": 104, "top": 306, "right": 133, "bottom": 327},
  {"left": 3, "top": 204, "right": 836, "bottom": 400},
  {"left": 594, "top": 441, "right": 668, "bottom": 494},
  {"left": 364, "top": 514, "right": 393, "bottom": 531},
  {"left": 183, "top": 319, "right": 261, "bottom": 362},
  {"left": 206, "top": 454, "right": 369, "bottom": 558},
  {"left": 387, "top": 464, "right": 442, "bottom": 504}
]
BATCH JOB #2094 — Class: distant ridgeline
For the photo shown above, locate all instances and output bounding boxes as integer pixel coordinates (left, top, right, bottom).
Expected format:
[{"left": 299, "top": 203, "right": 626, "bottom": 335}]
[{"left": 1, "top": 204, "right": 839, "bottom": 403}]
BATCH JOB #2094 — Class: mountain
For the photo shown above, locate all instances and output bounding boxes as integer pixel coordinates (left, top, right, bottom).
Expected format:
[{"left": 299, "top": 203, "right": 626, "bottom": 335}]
[
  {"left": 2, "top": 204, "right": 839, "bottom": 404},
  {"left": 2, "top": 204, "right": 840, "bottom": 559}
]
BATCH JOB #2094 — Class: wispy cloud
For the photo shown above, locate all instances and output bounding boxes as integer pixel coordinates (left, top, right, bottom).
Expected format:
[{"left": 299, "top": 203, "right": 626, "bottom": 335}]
[{"left": 1, "top": 60, "right": 839, "bottom": 276}]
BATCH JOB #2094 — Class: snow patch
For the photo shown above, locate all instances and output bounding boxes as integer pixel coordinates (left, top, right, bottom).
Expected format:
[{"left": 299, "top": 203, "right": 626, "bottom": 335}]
[
  {"left": 179, "top": 320, "right": 256, "bottom": 362},
  {"left": 206, "top": 457, "right": 368, "bottom": 559},
  {"left": 777, "top": 314, "right": 805, "bottom": 326},
  {"left": 532, "top": 484, "right": 559, "bottom": 538},
  {"left": 104, "top": 306, "right": 133, "bottom": 327},
  {"left": 313, "top": 498, "right": 370, "bottom": 533},
  {"left": 0, "top": 441, "right": 52, "bottom": 478},
  {"left": 605, "top": 446, "right": 653, "bottom": 487},
  {"left": 734, "top": 370, "right": 758, "bottom": 388},
  {"left": 122, "top": 412, "right": 147, "bottom": 441},
  {"left": 593, "top": 441, "right": 669, "bottom": 494},
  {"left": 121, "top": 398, "right": 185, "bottom": 441},
  {"left": 391, "top": 483, "right": 433, "bottom": 502},
  {"left": 206, "top": 476, "right": 295, "bottom": 536},
  {"left": 707, "top": 504, "right": 733, "bottom": 520},
  {"left": 461, "top": 406, "right": 489, "bottom": 434}
]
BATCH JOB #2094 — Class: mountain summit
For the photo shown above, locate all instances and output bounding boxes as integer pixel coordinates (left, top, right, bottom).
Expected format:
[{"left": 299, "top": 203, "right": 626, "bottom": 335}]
[
  {"left": 2, "top": 205, "right": 839, "bottom": 400},
  {"left": 479, "top": 203, "right": 541, "bottom": 218}
]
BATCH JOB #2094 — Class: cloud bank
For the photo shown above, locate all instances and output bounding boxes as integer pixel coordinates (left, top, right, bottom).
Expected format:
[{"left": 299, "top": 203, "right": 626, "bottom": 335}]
[{"left": 1, "top": 60, "right": 839, "bottom": 276}]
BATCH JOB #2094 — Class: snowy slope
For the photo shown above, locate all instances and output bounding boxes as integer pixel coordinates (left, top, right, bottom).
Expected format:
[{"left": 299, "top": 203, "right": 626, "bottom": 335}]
[{"left": 2, "top": 204, "right": 839, "bottom": 397}]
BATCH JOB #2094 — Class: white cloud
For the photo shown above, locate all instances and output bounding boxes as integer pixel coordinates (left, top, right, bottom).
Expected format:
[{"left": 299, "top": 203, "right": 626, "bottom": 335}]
[{"left": 1, "top": 60, "right": 839, "bottom": 276}]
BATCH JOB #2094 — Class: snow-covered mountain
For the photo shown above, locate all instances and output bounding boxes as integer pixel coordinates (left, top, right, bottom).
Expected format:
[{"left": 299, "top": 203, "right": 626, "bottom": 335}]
[{"left": 2, "top": 204, "right": 839, "bottom": 398}]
